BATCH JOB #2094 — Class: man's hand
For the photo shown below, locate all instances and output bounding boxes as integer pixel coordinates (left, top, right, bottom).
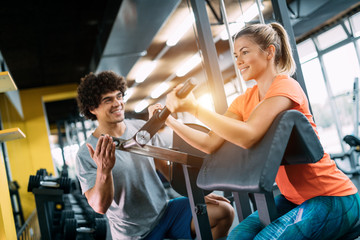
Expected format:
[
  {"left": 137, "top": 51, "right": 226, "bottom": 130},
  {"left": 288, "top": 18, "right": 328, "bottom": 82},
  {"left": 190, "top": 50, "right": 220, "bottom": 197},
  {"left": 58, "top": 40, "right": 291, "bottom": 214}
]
[
  {"left": 86, "top": 134, "right": 116, "bottom": 174},
  {"left": 204, "top": 193, "right": 231, "bottom": 205}
]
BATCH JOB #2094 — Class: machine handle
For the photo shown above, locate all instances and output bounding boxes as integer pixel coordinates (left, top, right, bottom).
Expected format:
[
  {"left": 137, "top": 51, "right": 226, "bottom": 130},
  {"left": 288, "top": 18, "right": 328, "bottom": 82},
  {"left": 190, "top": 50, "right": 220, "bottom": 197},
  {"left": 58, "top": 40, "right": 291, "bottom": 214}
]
[{"left": 157, "top": 78, "right": 197, "bottom": 121}]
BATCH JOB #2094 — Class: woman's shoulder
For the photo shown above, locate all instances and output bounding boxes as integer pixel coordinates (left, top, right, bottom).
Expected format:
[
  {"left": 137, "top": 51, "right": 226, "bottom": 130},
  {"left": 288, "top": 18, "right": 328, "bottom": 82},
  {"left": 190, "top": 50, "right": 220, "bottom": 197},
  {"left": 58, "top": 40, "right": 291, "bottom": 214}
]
[
  {"left": 231, "top": 84, "right": 258, "bottom": 104},
  {"left": 266, "top": 75, "right": 307, "bottom": 106},
  {"left": 274, "top": 75, "right": 301, "bottom": 87},
  {"left": 269, "top": 75, "right": 303, "bottom": 94}
]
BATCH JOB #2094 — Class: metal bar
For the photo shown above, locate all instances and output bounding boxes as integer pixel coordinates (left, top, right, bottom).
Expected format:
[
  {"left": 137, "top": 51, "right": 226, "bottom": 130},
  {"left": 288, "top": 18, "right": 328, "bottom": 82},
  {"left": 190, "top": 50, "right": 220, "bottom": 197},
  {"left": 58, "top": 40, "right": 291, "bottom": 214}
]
[
  {"left": 354, "top": 77, "right": 359, "bottom": 137},
  {"left": 233, "top": 192, "right": 252, "bottom": 222},
  {"left": 0, "top": 117, "right": 13, "bottom": 182},
  {"left": 116, "top": 143, "right": 204, "bottom": 167},
  {"left": 256, "top": 0, "right": 265, "bottom": 24},
  {"left": 318, "top": 36, "right": 357, "bottom": 56},
  {"left": 271, "top": 0, "right": 311, "bottom": 103},
  {"left": 352, "top": 77, "right": 359, "bottom": 167},
  {"left": 190, "top": 0, "right": 228, "bottom": 114},
  {"left": 219, "top": 0, "right": 246, "bottom": 94},
  {"left": 313, "top": 38, "right": 346, "bottom": 152},
  {"left": 205, "top": 0, "right": 222, "bottom": 24},
  {"left": 182, "top": 165, "right": 213, "bottom": 240},
  {"left": 254, "top": 192, "right": 278, "bottom": 226}
]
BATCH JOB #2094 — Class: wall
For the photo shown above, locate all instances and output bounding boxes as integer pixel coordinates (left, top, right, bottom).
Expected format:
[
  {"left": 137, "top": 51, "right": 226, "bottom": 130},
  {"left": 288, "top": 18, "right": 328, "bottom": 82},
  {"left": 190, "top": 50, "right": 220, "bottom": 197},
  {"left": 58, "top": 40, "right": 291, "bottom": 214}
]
[
  {"left": 0, "top": 83, "right": 77, "bottom": 231},
  {"left": 0, "top": 92, "right": 34, "bottom": 219},
  {"left": 0, "top": 153, "right": 16, "bottom": 240}
]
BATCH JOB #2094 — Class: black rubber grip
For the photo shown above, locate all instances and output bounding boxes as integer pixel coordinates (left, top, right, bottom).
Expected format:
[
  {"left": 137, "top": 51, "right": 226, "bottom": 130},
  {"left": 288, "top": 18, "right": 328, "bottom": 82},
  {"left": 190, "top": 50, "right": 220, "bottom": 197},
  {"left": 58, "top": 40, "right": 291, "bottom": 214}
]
[
  {"left": 158, "top": 78, "right": 197, "bottom": 121},
  {"left": 175, "top": 77, "right": 197, "bottom": 98}
]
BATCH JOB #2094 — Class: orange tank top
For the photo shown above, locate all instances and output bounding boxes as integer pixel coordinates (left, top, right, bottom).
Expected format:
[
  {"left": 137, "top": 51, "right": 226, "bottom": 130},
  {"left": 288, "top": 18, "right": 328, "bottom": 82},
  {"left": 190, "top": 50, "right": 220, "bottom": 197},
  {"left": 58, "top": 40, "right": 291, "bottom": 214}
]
[{"left": 228, "top": 75, "right": 357, "bottom": 205}]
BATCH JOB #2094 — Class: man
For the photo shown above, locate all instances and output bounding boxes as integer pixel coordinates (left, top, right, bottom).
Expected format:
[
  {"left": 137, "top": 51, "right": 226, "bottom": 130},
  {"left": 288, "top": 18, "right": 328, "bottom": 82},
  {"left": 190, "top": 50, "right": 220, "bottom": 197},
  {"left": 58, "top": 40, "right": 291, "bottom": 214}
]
[{"left": 75, "top": 71, "right": 234, "bottom": 239}]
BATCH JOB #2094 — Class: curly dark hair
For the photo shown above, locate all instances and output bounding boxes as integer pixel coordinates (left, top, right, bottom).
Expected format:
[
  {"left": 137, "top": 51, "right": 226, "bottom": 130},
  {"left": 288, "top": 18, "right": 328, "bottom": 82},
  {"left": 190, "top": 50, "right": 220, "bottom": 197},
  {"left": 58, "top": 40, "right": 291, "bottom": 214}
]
[{"left": 77, "top": 71, "right": 127, "bottom": 120}]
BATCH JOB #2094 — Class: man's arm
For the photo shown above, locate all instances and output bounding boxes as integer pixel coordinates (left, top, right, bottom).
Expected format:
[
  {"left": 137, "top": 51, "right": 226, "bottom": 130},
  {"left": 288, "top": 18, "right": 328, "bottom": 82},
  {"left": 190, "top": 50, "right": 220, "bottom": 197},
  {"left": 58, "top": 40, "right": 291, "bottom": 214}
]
[{"left": 84, "top": 135, "right": 116, "bottom": 214}]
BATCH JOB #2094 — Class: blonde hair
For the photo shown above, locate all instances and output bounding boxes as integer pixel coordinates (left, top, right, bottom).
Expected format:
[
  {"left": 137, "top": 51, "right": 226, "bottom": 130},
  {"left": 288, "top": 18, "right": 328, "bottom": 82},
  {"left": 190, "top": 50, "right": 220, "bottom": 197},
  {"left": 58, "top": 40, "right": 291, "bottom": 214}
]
[{"left": 234, "top": 22, "right": 296, "bottom": 75}]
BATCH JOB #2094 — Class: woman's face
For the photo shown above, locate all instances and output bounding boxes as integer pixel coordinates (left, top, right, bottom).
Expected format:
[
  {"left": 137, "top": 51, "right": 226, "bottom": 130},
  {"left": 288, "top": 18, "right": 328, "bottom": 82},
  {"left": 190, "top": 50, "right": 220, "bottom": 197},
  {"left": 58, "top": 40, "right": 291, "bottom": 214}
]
[{"left": 233, "top": 36, "right": 269, "bottom": 81}]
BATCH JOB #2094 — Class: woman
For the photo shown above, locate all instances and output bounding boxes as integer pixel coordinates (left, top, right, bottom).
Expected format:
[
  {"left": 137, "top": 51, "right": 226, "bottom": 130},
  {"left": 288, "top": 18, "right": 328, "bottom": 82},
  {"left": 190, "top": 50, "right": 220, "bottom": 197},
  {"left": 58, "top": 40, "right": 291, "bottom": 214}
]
[{"left": 163, "top": 22, "right": 360, "bottom": 239}]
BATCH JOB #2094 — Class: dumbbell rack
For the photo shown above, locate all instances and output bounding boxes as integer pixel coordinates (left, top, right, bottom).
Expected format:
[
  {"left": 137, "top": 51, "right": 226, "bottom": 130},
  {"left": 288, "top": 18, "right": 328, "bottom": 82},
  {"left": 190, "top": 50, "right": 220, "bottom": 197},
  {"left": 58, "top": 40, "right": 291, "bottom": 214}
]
[
  {"left": 31, "top": 187, "right": 66, "bottom": 240},
  {"left": 62, "top": 194, "right": 107, "bottom": 240},
  {"left": 29, "top": 174, "right": 108, "bottom": 240}
]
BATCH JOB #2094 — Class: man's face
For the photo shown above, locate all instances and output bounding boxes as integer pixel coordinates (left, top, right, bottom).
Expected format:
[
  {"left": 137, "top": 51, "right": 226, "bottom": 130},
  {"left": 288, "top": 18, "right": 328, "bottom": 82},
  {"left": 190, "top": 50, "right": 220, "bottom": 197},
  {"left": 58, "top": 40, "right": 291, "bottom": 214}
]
[{"left": 90, "top": 90, "right": 125, "bottom": 124}]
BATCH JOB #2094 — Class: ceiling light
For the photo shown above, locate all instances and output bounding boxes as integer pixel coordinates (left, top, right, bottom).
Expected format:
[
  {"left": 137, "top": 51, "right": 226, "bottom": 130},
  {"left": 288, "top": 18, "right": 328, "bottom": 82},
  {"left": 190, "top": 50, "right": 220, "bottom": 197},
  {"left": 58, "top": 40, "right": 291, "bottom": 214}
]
[
  {"left": 220, "top": 3, "right": 264, "bottom": 40},
  {"left": 124, "top": 88, "right": 134, "bottom": 102},
  {"left": 166, "top": 14, "right": 195, "bottom": 47},
  {"left": 134, "top": 99, "right": 149, "bottom": 113},
  {"left": 151, "top": 82, "right": 170, "bottom": 99},
  {"left": 176, "top": 53, "right": 201, "bottom": 77},
  {"left": 135, "top": 61, "right": 157, "bottom": 83}
]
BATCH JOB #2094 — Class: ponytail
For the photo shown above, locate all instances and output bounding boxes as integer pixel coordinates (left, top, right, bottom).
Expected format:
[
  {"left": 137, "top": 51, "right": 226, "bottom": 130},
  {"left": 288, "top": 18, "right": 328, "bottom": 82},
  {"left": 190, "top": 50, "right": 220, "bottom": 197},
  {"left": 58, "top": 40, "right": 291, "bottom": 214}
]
[{"left": 270, "top": 23, "right": 296, "bottom": 75}]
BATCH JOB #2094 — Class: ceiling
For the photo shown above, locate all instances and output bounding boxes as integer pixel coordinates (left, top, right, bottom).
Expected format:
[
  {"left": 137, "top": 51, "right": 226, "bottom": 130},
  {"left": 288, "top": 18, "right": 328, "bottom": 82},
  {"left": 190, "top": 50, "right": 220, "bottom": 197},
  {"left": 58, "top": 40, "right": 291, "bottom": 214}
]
[{"left": 0, "top": 0, "right": 359, "bottom": 126}]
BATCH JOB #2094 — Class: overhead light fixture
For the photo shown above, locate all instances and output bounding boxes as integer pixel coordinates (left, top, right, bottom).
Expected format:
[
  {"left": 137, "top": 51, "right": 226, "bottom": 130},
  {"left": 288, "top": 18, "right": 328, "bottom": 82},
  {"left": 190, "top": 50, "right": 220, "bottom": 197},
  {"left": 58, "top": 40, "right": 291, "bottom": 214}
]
[
  {"left": 134, "top": 99, "right": 149, "bottom": 113},
  {"left": 151, "top": 82, "right": 170, "bottom": 99},
  {"left": 176, "top": 53, "right": 201, "bottom": 77},
  {"left": 166, "top": 14, "right": 195, "bottom": 47},
  {"left": 135, "top": 61, "right": 157, "bottom": 83},
  {"left": 220, "top": 3, "right": 264, "bottom": 40},
  {"left": 124, "top": 88, "right": 134, "bottom": 102}
]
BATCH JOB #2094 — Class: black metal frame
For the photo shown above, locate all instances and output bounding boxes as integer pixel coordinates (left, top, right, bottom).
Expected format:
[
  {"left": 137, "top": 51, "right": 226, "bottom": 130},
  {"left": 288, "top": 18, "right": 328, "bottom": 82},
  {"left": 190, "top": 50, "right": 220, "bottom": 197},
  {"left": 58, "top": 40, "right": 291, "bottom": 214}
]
[
  {"left": 118, "top": 144, "right": 213, "bottom": 239},
  {"left": 190, "top": 0, "right": 228, "bottom": 114},
  {"left": 271, "top": 0, "right": 310, "bottom": 100}
]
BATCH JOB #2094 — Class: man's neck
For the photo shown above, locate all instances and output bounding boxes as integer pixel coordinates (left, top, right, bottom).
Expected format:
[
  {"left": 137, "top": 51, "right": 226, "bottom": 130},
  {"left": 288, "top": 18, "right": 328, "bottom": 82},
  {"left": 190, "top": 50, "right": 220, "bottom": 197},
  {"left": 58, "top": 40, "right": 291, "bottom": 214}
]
[{"left": 92, "top": 121, "right": 126, "bottom": 138}]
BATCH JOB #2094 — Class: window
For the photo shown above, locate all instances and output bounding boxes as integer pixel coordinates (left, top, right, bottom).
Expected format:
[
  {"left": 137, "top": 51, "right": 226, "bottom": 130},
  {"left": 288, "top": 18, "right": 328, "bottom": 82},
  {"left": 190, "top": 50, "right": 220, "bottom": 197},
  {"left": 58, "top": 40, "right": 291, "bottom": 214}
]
[
  {"left": 322, "top": 43, "right": 360, "bottom": 146},
  {"left": 297, "top": 39, "right": 318, "bottom": 63},
  {"left": 301, "top": 58, "right": 341, "bottom": 152},
  {"left": 322, "top": 43, "right": 360, "bottom": 96},
  {"left": 350, "top": 12, "right": 360, "bottom": 37},
  {"left": 316, "top": 25, "right": 347, "bottom": 50}
]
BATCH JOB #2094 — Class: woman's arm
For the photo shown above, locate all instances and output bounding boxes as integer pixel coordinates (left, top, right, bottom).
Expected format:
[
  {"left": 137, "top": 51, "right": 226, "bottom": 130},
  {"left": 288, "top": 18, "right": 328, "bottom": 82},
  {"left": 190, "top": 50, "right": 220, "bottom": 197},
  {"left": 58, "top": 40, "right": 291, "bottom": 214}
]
[
  {"left": 165, "top": 110, "right": 240, "bottom": 154},
  {"left": 194, "top": 96, "right": 293, "bottom": 148},
  {"left": 166, "top": 87, "right": 293, "bottom": 149},
  {"left": 148, "top": 102, "right": 239, "bottom": 154}
]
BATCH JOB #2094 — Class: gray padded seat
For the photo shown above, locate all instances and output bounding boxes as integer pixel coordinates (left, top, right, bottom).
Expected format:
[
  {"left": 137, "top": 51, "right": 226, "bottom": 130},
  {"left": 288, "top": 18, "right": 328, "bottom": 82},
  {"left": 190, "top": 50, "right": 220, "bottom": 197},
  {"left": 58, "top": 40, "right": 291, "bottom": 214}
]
[{"left": 197, "top": 110, "right": 324, "bottom": 226}]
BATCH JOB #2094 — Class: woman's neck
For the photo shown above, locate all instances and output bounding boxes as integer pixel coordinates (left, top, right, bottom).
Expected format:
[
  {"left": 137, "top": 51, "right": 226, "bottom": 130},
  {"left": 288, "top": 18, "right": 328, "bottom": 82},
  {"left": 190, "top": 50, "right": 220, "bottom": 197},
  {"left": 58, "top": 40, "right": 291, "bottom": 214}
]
[{"left": 256, "top": 69, "right": 279, "bottom": 101}]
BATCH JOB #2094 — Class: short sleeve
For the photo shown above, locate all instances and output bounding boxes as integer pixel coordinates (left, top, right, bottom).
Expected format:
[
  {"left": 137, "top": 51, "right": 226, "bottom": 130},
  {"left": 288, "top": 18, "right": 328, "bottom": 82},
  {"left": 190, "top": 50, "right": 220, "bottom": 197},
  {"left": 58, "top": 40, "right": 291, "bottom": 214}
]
[
  {"left": 75, "top": 144, "right": 97, "bottom": 194},
  {"left": 228, "top": 95, "right": 243, "bottom": 117},
  {"left": 265, "top": 76, "right": 305, "bottom": 107},
  {"left": 227, "top": 86, "right": 259, "bottom": 121}
]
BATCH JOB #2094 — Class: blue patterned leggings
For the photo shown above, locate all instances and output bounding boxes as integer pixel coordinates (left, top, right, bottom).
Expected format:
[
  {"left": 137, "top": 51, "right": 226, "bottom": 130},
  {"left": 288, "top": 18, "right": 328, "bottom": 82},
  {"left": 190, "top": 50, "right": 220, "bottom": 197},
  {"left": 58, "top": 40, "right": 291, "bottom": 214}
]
[{"left": 227, "top": 193, "right": 360, "bottom": 240}]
